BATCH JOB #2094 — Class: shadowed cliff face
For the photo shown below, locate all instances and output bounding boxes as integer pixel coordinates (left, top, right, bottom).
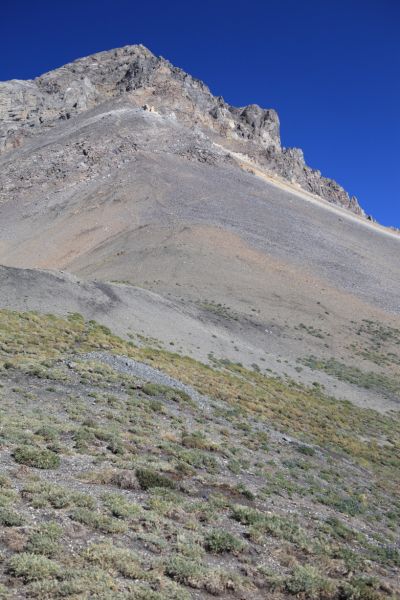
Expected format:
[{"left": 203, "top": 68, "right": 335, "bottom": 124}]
[{"left": 0, "top": 44, "right": 362, "bottom": 213}]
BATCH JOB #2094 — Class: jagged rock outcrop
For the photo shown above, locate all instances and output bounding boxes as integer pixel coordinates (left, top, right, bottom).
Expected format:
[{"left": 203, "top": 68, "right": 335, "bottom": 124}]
[
  {"left": 262, "top": 147, "right": 363, "bottom": 214},
  {"left": 0, "top": 44, "right": 363, "bottom": 215}
]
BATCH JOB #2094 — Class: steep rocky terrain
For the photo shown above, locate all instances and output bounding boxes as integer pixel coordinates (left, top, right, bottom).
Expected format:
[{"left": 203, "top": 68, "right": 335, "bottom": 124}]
[
  {"left": 0, "top": 45, "right": 363, "bottom": 213},
  {"left": 0, "top": 46, "right": 399, "bottom": 599}
]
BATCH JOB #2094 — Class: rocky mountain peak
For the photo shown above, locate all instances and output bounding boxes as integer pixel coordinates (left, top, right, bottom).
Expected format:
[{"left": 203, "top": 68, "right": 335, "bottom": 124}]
[{"left": 0, "top": 44, "right": 364, "bottom": 215}]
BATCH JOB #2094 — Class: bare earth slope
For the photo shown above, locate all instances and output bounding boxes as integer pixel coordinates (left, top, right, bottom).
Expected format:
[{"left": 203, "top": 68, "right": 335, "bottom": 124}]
[{"left": 0, "top": 45, "right": 399, "bottom": 415}]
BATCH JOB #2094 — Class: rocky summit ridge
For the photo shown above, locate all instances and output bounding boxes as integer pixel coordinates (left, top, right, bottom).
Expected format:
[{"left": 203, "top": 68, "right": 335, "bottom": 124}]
[{"left": 0, "top": 44, "right": 363, "bottom": 215}]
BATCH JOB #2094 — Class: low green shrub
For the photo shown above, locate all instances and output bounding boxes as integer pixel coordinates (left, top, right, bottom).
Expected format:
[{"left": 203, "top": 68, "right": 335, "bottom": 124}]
[
  {"left": 13, "top": 445, "right": 60, "bottom": 469},
  {"left": 340, "top": 576, "right": 383, "bottom": 600},
  {"left": 204, "top": 529, "right": 243, "bottom": 554},
  {"left": 325, "top": 516, "right": 360, "bottom": 541},
  {"left": 0, "top": 507, "right": 24, "bottom": 526},
  {"left": 284, "top": 565, "right": 335, "bottom": 598},
  {"left": 164, "top": 555, "right": 241, "bottom": 595},
  {"left": 101, "top": 493, "right": 141, "bottom": 519},
  {"left": 83, "top": 542, "right": 145, "bottom": 579},
  {"left": 231, "top": 504, "right": 264, "bottom": 525},
  {"left": 70, "top": 507, "right": 127, "bottom": 534},
  {"left": 26, "top": 522, "right": 62, "bottom": 557},
  {"left": 7, "top": 553, "right": 61, "bottom": 582},
  {"left": 164, "top": 555, "right": 204, "bottom": 586},
  {"left": 182, "top": 431, "right": 215, "bottom": 451},
  {"left": 142, "top": 383, "right": 192, "bottom": 404},
  {"left": 296, "top": 444, "right": 316, "bottom": 456},
  {"left": 136, "top": 468, "right": 177, "bottom": 491},
  {"left": 35, "top": 425, "right": 59, "bottom": 442},
  {"left": 142, "top": 383, "right": 171, "bottom": 397}
]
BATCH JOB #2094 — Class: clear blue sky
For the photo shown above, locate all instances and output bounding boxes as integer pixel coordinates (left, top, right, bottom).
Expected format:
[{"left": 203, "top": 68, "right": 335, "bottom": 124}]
[{"left": 2, "top": 0, "right": 399, "bottom": 226}]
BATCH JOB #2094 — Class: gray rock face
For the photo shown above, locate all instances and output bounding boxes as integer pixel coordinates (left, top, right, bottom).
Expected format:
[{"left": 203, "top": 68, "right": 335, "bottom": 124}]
[
  {"left": 0, "top": 44, "right": 363, "bottom": 214},
  {"left": 262, "top": 146, "right": 362, "bottom": 213}
]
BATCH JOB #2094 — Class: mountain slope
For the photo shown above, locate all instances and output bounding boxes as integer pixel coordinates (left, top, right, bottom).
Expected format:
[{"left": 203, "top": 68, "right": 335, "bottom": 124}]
[
  {"left": 0, "top": 308, "right": 399, "bottom": 599},
  {"left": 0, "top": 45, "right": 400, "bottom": 599},
  {"left": 0, "top": 45, "right": 399, "bottom": 415}
]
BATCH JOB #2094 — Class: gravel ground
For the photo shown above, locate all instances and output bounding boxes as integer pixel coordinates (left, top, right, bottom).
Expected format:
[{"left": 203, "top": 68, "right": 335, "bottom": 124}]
[{"left": 78, "top": 351, "right": 211, "bottom": 411}]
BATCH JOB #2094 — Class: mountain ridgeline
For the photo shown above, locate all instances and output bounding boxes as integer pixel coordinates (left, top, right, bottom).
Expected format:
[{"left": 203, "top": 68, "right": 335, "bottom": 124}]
[{"left": 0, "top": 44, "right": 363, "bottom": 214}]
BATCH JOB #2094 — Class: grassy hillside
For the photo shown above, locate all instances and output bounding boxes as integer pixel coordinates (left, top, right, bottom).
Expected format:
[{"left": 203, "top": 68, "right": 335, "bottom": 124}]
[{"left": 0, "top": 309, "right": 399, "bottom": 599}]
